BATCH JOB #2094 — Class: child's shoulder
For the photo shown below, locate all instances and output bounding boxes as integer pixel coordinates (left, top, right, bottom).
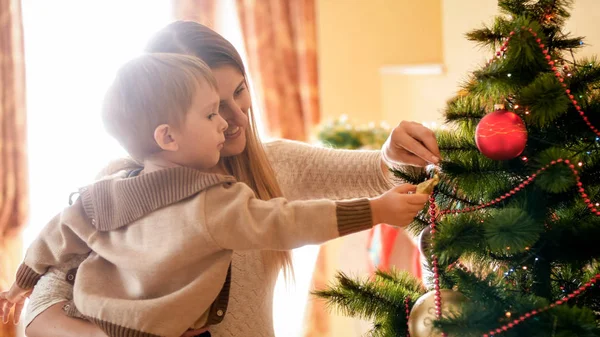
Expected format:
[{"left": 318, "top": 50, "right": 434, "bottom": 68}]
[{"left": 95, "top": 158, "right": 142, "bottom": 180}]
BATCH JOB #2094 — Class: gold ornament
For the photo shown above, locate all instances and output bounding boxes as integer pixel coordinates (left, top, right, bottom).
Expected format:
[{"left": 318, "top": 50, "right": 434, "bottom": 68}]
[
  {"left": 416, "top": 174, "right": 440, "bottom": 194},
  {"left": 408, "top": 289, "right": 467, "bottom": 337}
]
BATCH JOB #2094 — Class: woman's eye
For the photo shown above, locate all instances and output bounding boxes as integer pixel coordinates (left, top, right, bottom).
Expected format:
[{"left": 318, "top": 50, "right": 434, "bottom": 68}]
[{"left": 234, "top": 85, "right": 246, "bottom": 96}]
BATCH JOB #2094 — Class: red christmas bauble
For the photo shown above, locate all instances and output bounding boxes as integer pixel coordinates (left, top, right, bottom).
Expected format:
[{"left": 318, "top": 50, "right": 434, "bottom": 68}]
[{"left": 475, "top": 105, "right": 527, "bottom": 160}]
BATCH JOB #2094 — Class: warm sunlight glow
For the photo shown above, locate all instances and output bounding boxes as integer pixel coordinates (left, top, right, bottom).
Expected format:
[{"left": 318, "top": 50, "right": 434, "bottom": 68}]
[{"left": 22, "top": 0, "right": 171, "bottom": 247}]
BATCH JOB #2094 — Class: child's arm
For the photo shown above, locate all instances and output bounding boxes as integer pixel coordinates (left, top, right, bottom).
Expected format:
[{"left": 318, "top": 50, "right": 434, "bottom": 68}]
[
  {"left": 203, "top": 182, "right": 429, "bottom": 251},
  {"left": 16, "top": 208, "right": 92, "bottom": 291},
  {"left": 2, "top": 205, "right": 92, "bottom": 325},
  {"left": 0, "top": 285, "right": 30, "bottom": 324}
]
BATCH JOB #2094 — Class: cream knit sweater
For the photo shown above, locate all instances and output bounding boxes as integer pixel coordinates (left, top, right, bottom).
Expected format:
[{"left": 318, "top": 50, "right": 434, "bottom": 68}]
[{"left": 25, "top": 139, "right": 396, "bottom": 337}]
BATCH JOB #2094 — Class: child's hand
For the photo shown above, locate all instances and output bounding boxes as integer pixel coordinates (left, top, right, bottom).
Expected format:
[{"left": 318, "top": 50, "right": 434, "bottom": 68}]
[
  {"left": 0, "top": 284, "right": 31, "bottom": 324},
  {"left": 370, "top": 184, "right": 429, "bottom": 227}
]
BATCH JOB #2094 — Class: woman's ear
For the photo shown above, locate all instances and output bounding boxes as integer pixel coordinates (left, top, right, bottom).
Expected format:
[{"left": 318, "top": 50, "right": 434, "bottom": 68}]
[{"left": 154, "top": 124, "right": 179, "bottom": 152}]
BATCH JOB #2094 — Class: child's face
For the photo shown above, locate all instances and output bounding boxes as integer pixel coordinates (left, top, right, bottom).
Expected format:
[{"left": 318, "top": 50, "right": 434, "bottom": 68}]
[{"left": 173, "top": 80, "right": 228, "bottom": 170}]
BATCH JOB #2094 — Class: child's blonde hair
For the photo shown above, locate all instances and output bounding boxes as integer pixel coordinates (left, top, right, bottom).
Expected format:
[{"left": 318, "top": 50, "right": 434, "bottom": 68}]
[{"left": 102, "top": 53, "right": 217, "bottom": 161}]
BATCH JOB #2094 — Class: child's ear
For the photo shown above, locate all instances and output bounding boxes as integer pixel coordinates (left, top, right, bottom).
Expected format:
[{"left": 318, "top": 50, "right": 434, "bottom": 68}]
[{"left": 154, "top": 124, "right": 179, "bottom": 152}]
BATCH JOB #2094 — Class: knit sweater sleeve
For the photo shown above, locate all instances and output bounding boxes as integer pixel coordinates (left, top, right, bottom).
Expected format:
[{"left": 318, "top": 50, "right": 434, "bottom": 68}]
[
  {"left": 264, "top": 139, "right": 397, "bottom": 201},
  {"left": 15, "top": 207, "right": 91, "bottom": 290},
  {"left": 203, "top": 182, "right": 373, "bottom": 250}
]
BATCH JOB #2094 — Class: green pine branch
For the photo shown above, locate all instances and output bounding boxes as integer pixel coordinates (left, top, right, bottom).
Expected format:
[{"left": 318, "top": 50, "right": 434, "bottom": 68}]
[
  {"left": 313, "top": 271, "right": 425, "bottom": 337},
  {"left": 318, "top": 1, "right": 600, "bottom": 335}
]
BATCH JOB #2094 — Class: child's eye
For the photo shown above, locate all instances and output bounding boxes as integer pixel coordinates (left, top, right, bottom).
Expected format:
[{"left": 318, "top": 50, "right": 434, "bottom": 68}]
[{"left": 208, "top": 113, "right": 218, "bottom": 120}]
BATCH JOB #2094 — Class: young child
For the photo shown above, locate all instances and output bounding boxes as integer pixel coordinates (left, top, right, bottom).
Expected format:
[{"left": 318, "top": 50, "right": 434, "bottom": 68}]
[{"left": 0, "top": 53, "right": 429, "bottom": 337}]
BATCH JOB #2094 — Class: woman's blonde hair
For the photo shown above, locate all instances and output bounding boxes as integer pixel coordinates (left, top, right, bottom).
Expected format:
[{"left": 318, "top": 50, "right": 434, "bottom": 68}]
[
  {"left": 145, "top": 21, "right": 292, "bottom": 279},
  {"left": 102, "top": 53, "right": 217, "bottom": 162}
]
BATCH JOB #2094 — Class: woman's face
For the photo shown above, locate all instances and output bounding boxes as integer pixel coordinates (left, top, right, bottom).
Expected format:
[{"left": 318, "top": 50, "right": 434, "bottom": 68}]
[{"left": 212, "top": 65, "right": 251, "bottom": 157}]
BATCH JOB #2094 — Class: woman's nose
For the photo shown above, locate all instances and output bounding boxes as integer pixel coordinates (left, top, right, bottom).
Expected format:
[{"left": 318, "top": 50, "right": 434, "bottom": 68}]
[{"left": 221, "top": 101, "right": 248, "bottom": 127}]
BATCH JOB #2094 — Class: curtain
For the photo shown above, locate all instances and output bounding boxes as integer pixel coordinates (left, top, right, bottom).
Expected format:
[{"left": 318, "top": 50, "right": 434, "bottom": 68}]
[
  {"left": 235, "top": 0, "right": 320, "bottom": 140},
  {"left": 0, "top": 0, "right": 28, "bottom": 336},
  {"left": 172, "top": 0, "right": 219, "bottom": 29}
]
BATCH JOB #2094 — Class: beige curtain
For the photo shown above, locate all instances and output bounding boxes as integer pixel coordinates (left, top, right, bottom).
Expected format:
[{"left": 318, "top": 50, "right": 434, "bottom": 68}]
[
  {"left": 0, "top": 0, "right": 28, "bottom": 336},
  {"left": 172, "top": 0, "right": 219, "bottom": 29},
  {"left": 235, "top": 0, "right": 320, "bottom": 140},
  {"left": 234, "top": 1, "right": 326, "bottom": 333}
]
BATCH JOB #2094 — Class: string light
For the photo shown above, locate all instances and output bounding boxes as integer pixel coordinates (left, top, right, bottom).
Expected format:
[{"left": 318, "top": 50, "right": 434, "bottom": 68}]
[
  {"left": 433, "top": 156, "right": 600, "bottom": 335},
  {"left": 487, "top": 29, "right": 600, "bottom": 136},
  {"left": 438, "top": 159, "right": 600, "bottom": 218},
  {"left": 484, "top": 274, "right": 600, "bottom": 337},
  {"left": 433, "top": 27, "right": 600, "bottom": 333}
]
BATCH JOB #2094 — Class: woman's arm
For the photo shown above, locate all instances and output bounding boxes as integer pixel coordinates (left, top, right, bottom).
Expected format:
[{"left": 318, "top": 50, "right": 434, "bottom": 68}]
[
  {"left": 23, "top": 255, "right": 103, "bottom": 337},
  {"left": 264, "top": 122, "right": 439, "bottom": 201},
  {"left": 265, "top": 139, "right": 396, "bottom": 200},
  {"left": 26, "top": 302, "right": 106, "bottom": 337}
]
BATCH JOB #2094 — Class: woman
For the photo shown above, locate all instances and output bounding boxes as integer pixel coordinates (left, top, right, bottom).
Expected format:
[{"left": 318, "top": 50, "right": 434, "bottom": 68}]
[{"left": 24, "top": 21, "right": 440, "bottom": 337}]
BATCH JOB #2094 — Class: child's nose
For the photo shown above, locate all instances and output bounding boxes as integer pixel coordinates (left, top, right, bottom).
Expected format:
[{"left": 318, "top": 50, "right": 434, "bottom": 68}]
[{"left": 220, "top": 116, "right": 229, "bottom": 132}]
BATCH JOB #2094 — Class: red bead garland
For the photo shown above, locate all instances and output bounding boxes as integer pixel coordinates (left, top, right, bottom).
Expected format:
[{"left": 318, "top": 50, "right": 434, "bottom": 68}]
[
  {"left": 486, "top": 27, "right": 600, "bottom": 137},
  {"left": 428, "top": 193, "right": 448, "bottom": 337},
  {"left": 405, "top": 297, "right": 411, "bottom": 337},
  {"left": 428, "top": 25, "right": 600, "bottom": 336},
  {"left": 482, "top": 274, "right": 600, "bottom": 337},
  {"left": 436, "top": 159, "right": 598, "bottom": 216},
  {"left": 428, "top": 158, "right": 599, "bottom": 336}
]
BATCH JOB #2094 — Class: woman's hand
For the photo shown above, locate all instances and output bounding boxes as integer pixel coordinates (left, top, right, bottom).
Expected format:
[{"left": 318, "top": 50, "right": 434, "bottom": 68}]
[{"left": 382, "top": 121, "right": 441, "bottom": 167}]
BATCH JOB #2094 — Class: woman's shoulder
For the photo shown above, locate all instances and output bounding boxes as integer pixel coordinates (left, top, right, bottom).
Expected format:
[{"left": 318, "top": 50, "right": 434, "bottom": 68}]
[
  {"left": 264, "top": 138, "right": 310, "bottom": 150},
  {"left": 263, "top": 139, "right": 324, "bottom": 168},
  {"left": 263, "top": 138, "right": 323, "bottom": 158}
]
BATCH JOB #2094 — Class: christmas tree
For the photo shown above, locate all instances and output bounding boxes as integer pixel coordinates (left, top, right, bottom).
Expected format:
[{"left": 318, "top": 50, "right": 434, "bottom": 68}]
[{"left": 315, "top": 1, "right": 600, "bottom": 336}]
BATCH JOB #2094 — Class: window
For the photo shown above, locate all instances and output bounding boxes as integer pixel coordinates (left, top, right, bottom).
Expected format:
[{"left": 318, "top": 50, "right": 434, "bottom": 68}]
[
  {"left": 22, "top": 0, "right": 171, "bottom": 246},
  {"left": 21, "top": 2, "right": 315, "bottom": 335}
]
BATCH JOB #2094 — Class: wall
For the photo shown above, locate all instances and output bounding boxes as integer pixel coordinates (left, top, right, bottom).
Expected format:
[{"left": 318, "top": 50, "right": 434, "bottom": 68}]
[
  {"left": 317, "top": 0, "right": 600, "bottom": 127},
  {"left": 314, "top": 2, "right": 600, "bottom": 336},
  {"left": 381, "top": 0, "right": 600, "bottom": 125},
  {"left": 316, "top": 0, "right": 443, "bottom": 125}
]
